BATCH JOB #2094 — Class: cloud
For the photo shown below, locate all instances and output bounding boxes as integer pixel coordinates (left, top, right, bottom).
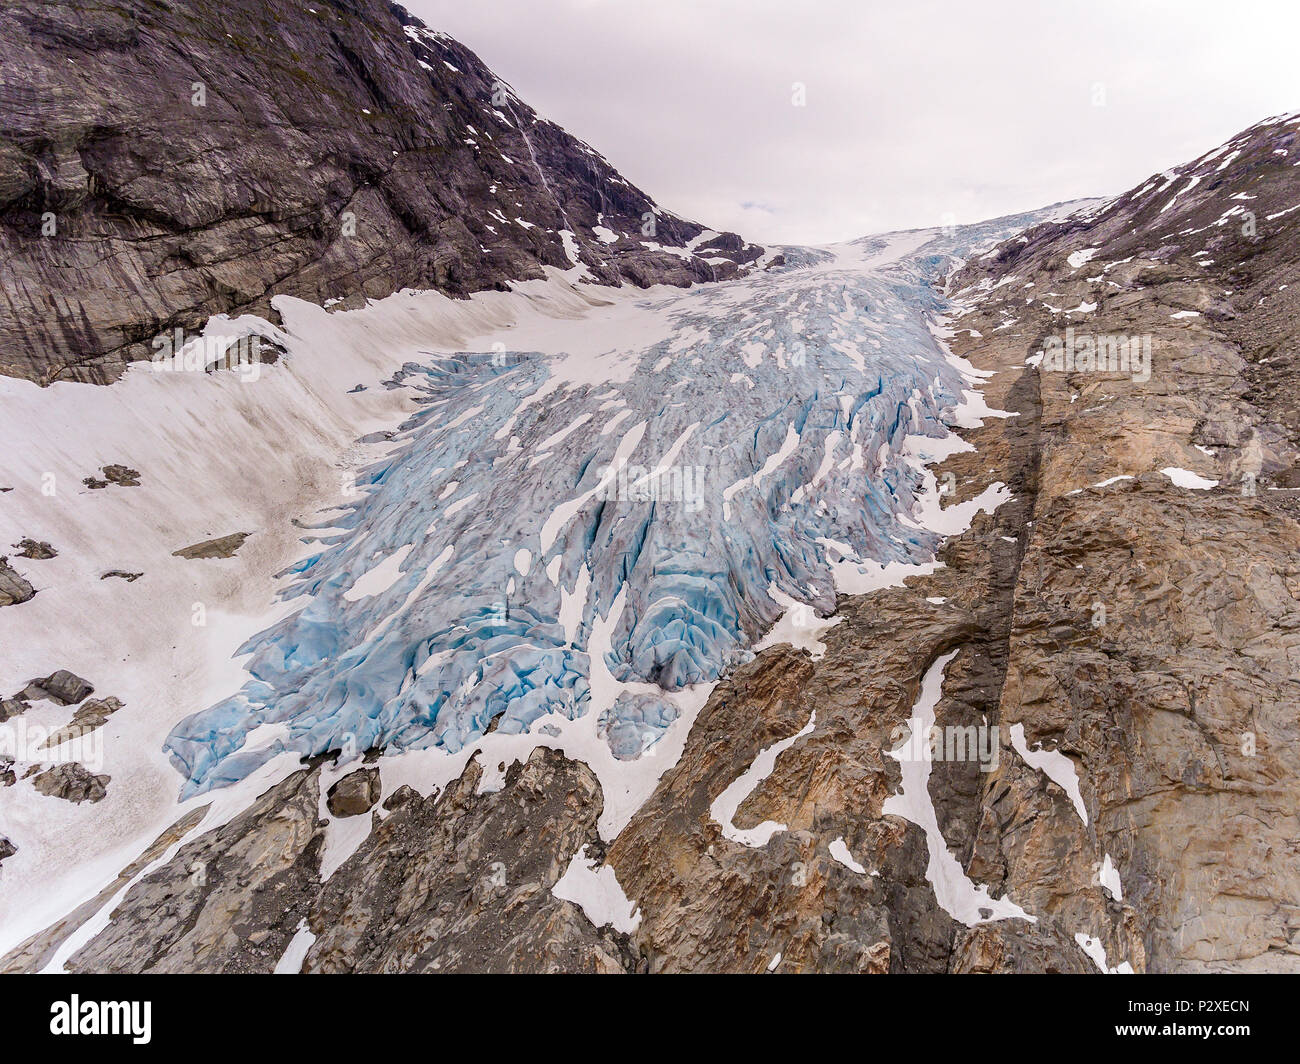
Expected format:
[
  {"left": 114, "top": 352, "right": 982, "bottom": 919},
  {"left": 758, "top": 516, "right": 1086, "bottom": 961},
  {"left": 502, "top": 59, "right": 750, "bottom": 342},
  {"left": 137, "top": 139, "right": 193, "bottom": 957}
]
[{"left": 405, "top": 0, "right": 1300, "bottom": 244}]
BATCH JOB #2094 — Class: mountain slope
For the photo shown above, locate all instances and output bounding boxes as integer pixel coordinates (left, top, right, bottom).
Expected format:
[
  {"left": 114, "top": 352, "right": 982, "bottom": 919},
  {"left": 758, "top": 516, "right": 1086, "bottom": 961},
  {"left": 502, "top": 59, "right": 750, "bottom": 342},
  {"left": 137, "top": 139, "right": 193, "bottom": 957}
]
[
  {"left": 609, "top": 112, "right": 1300, "bottom": 974},
  {"left": 2, "top": 4, "right": 1297, "bottom": 973},
  {"left": 0, "top": 0, "right": 762, "bottom": 384}
]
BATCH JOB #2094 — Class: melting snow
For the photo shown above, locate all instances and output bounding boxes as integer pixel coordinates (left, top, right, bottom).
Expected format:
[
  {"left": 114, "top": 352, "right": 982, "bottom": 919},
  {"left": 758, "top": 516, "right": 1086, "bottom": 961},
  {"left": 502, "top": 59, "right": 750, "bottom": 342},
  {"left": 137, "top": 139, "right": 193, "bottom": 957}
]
[
  {"left": 1009, "top": 722, "right": 1088, "bottom": 825},
  {"left": 552, "top": 844, "right": 641, "bottom": 932},
  {"left": 1160, "top": 467, "right": 1218, "bottom": 490},
  {"left": 884, "top": 651, "right": 1035, "bottom": 926}
]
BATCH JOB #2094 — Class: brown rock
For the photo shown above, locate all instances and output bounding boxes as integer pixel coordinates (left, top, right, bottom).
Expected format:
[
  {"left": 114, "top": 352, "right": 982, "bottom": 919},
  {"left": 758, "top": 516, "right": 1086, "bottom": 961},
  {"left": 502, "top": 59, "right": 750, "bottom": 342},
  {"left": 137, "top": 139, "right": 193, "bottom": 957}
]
[
  {"left": 32, "top": 763, "right": 110, "bottom": 804},
  {"left": 0, "top": 557, "right": 35, "bottom": 607},
  {"left": 13, "top": 539, "right": 56, "bottom": 560},
  {"left": 18, "top": 670, "right": 94, "bottom": 706},
  {"left": 325, "top": 767, "right": 381, "bottom": 818},
  {"left": 172, "top": 532, "right": 250, "bottom": 560}
]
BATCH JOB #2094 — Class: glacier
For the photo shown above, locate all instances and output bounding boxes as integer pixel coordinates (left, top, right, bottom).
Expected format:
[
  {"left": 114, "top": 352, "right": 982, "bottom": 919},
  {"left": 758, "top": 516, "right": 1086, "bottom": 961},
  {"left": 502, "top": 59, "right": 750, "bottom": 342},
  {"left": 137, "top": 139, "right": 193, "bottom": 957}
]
[{"left": 164, "top": 211, "right": 1065, "bottom": 797}]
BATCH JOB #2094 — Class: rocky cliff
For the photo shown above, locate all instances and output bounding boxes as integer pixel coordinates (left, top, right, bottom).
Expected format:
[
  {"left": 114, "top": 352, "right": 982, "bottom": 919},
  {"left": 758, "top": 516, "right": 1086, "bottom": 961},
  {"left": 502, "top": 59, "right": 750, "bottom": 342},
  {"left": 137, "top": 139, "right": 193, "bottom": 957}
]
[{"left": 0, "top": 0, "right": 762, "bottom": 384}]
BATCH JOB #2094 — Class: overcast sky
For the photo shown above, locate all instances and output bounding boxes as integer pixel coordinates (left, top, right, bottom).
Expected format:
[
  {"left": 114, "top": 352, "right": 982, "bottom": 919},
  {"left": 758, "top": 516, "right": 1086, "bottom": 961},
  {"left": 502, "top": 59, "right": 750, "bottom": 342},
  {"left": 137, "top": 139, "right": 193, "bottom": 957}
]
[{"left": 406, "top": 0, "right": 1300, "bottom": 245}]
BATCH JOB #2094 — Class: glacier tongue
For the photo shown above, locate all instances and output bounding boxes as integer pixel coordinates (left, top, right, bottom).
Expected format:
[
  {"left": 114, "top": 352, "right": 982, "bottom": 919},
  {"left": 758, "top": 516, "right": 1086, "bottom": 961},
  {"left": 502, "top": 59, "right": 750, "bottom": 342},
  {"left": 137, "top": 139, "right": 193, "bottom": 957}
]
[{"left": 165, "top": 215, "right": 1052, "bottom": 797}]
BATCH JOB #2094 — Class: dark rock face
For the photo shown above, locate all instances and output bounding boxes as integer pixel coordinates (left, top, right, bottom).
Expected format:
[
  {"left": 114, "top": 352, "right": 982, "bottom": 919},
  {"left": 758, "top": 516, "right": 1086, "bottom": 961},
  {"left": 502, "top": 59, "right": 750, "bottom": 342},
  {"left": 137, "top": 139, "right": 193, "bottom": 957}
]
[
  {"left": 32, "top": 762, "right": 110, "bottom": 804},
  {"left": 325, "top": 766, "right": 380, "bottom": 817},
  {"left": 0, "top": 836, "right": 15, "bottom": 866},
  {"left": 0, "top": 0, "right": 762, "bottom": 385}
]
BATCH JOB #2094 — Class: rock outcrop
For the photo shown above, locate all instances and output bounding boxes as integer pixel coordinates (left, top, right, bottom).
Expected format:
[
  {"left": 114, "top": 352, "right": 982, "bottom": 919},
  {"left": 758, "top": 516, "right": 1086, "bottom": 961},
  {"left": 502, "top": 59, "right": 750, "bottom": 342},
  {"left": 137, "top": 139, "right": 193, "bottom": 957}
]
[
  {"left": 172, "top": 532, "right": 250, "bottom": 560},
  {"left": 324, "top": 766, "right": 380, "bottom": 818},
  {"left": 16, "top": 669, "right": 93, "bottom": 706},
  {"left": 47, "top": 748, "right": 633, "bottom": 973},
  {"left": 0, "top": 558, "right": 35, "bottom": 608},
  {"left": 67, "top": 768, "right": 324, "bottom": 973},
  {"left": 31, "top": 762, "right": 110, "bottom": 804},
  {"left": 304, "top": 749, "right": 633, "bottom": 973}
]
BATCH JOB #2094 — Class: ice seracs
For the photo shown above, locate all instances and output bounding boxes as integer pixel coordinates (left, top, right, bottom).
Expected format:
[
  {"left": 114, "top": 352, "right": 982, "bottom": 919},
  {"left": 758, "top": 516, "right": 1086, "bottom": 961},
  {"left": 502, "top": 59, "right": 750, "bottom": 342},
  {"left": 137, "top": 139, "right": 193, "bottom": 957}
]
[{"left": 161, "top": 208, "right": 1075, "bottom": 799}]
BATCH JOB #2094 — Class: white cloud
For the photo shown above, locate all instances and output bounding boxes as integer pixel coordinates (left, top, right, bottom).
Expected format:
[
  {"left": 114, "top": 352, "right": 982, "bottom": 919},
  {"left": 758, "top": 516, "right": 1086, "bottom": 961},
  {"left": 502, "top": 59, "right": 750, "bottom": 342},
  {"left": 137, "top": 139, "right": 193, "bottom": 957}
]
[{"left": 406, "top": 0, "right": 1300, "bottom": 244}]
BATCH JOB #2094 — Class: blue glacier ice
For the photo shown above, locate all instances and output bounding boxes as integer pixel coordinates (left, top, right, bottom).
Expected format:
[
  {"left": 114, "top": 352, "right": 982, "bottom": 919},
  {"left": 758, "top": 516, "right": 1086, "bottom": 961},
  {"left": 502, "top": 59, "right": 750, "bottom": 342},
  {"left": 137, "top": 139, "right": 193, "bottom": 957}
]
[{"left": 165, "top": 212, "right": 1063, "bottom": 796}]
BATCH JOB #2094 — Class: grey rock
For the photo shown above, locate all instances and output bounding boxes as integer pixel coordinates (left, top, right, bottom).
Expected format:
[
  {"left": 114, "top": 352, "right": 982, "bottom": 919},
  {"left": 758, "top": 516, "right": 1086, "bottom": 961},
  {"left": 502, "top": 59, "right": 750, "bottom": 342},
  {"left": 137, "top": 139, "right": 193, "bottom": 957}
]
[
  {"left": 18, "top": 670, "right": 94, "bottom": 706},
  {"left": 171, "top": 532, "right": 250, "bottom": 560},
  {"left": 67, "top": 769, "right": 324, "bottom": 973},
  {"left": 59, "top": 749, "right": 630, "bottom": 973},
  {"left": 0, "top": 805, "right": 209, "bottom": 973},
  {"left": 0, "top": 558, "right": 35, "bottom": 607},
  {"left": 31, "top": 763, "right": 110, "bottom": 804},
  {"left": 305, "top": 748, "right": 633, "bottom": 973},
  {"left": 0, "top": 1, "right": 761, "bottom": 386},
  {"left": 40, "top": 697, "right": 124, "bottom": 750}
]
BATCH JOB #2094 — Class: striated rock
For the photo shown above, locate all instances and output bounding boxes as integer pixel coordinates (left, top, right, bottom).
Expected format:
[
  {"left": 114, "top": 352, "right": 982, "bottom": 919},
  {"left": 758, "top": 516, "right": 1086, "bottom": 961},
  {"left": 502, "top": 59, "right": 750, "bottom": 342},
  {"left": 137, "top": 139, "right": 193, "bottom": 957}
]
[
  {"left": 100, "top": 570, "right": 143, "bottom": 582},
  {"left": 32, "top": 763, "right": 110, "bottom": 805},
  {"left": 0, "top": 836, "right": 14, "bottom": 865},
  {"left": 0, "top": 558, "right": 35, "bottom": 607},
  {"left": 172, "top": 532, "right": 250, "bottom": 560},
  {"left": 40, "top": 697, "right": 124, "bottom": 750},
  {"left": 325, "top": 767, "right": 381, "bottom": 818},
  {"left": 936, "top": 113, "right": 1300, "bottom": 973},
  {"left": 54, "top": 749, "right": 630, "bottom": 973},
  {"left": 67, "top": 769, "right": 324, "bottom": 973},
  {"left": 0, "top": 805, "right": 209, "bottom": 973}
]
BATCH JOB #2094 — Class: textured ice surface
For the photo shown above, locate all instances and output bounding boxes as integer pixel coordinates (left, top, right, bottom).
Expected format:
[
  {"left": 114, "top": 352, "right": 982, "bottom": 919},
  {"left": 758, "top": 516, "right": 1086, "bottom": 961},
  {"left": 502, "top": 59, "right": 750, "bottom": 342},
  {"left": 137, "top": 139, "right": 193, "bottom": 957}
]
[{"left": 166, "top": 212, "right": 1061, "bottom": 796}]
